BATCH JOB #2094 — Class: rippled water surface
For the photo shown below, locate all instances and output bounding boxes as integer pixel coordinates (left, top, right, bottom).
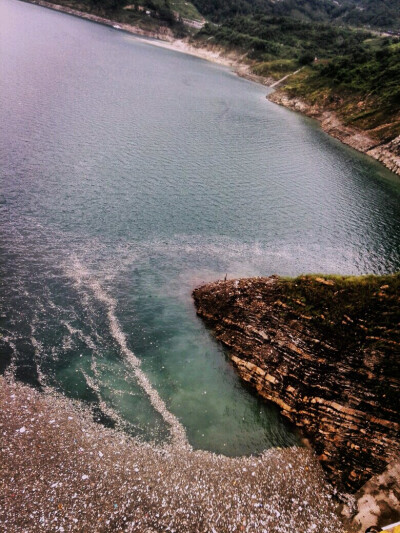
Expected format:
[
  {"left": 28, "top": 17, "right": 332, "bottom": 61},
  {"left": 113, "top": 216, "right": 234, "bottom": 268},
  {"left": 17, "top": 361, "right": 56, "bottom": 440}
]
[{"left": 1, "top": 0, "right": 400, "bottom": 454}]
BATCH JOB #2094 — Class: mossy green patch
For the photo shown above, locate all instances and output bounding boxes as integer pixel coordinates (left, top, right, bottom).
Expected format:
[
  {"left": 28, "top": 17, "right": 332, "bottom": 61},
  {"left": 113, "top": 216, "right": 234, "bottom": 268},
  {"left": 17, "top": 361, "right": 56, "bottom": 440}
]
[
  {"left": 253, "top": 59, "right": 298, "bottom": 80},
  {"left": 169, "top": 0, "right": 203, "bottom": 21}
]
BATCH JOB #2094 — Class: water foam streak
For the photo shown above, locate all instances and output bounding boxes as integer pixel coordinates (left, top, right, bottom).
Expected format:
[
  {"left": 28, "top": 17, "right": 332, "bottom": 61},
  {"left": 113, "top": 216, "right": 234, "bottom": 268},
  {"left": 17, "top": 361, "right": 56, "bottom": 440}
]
[
  {"left": 80, "top": 369, "right": 127, "bottom": 429},
  {"left": 66, "top": 258, "right": 190, "bottom": 450}
]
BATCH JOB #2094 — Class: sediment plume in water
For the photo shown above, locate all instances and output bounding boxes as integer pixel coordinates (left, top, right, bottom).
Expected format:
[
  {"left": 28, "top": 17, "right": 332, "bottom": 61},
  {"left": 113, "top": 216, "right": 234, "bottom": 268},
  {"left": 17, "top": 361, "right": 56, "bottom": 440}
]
[{"left": 0, "top": 377, "right": 345, "bottom": 533}]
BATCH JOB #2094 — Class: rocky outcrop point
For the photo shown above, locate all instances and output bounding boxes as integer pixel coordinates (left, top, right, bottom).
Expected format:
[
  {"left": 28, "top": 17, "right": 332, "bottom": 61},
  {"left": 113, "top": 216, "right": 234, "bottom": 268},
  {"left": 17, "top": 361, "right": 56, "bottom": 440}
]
[{"left": 193, "top": 276, "right": 400, "bottom": 493}]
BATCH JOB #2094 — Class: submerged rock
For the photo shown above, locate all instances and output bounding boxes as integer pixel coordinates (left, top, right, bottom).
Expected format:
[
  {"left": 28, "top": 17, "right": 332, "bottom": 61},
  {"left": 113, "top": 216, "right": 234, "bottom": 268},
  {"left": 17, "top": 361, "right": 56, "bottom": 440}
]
[{"left": 193, "top": 274, "right": 400, "bottom": 493}]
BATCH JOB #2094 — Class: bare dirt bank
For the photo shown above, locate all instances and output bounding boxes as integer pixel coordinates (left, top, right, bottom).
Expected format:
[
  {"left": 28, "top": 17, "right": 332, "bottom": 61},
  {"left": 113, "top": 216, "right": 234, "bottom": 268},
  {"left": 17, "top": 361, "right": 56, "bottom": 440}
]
[{"left": 268, "top": 91, "right": 400, "bottom": 177}]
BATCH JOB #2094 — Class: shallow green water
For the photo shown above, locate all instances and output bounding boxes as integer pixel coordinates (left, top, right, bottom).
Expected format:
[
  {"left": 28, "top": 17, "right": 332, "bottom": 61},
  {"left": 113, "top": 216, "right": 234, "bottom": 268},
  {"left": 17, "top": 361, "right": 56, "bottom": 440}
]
[{"left": 1, "top": 0, "right": 400, "bottom": 453}]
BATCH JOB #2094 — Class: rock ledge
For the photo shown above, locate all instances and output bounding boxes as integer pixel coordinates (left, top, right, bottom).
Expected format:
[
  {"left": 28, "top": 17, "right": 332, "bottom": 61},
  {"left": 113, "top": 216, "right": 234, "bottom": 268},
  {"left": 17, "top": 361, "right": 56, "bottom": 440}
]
[{"left": 193, "top": 275, "right": 400, "bottom": 493}]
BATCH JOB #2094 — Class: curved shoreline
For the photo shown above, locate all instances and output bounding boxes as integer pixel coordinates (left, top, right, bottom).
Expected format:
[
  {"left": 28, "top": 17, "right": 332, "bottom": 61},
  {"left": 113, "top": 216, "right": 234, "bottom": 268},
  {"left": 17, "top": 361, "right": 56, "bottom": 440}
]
[
  {"left": 268, "top": 91, "right": 400, "bottom": 178},
  {"left": 19, "top": 0, "right": 400, "bottom": 179},
  {"left": 18, "top": 0, "right": 262, "bottom": 73},
  {"left": 0, "top": 376, "right": 344, "bottom": 532}
]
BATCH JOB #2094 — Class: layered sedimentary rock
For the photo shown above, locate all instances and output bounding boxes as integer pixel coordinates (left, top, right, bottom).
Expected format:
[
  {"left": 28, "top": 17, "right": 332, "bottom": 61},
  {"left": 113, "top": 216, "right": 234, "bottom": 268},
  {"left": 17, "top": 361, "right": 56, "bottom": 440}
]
[{"left": 193, "top": 276, "right": 400, "bottom": 492}]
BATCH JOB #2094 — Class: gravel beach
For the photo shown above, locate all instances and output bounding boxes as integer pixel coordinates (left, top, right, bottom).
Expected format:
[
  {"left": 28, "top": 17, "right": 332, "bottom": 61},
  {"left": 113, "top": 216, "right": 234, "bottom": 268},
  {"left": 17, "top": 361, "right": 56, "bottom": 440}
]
[{"left": 0, "top": 377, "right": 344, "bottom": 532}]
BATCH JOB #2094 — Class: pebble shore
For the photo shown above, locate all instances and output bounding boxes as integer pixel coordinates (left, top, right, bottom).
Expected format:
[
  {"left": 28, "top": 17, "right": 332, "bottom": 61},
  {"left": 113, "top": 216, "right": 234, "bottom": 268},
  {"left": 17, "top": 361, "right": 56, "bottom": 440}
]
[{"left": 0, "top": 377, "right": 345, "bottom": 532}]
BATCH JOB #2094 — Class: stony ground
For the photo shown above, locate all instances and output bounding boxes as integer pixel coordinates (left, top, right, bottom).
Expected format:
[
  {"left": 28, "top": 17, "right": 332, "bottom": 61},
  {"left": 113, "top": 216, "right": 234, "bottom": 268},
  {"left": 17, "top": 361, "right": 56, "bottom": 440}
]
[{"left": 0, "top": 377, "right": 345, "bottom": 533}]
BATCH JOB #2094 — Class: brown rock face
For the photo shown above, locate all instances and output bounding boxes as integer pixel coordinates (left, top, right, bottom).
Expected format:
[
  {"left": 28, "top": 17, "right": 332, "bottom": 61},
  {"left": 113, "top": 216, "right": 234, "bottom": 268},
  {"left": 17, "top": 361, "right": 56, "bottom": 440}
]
[{"left": 193, "top": 276, "right": 400, "bottom": 492}]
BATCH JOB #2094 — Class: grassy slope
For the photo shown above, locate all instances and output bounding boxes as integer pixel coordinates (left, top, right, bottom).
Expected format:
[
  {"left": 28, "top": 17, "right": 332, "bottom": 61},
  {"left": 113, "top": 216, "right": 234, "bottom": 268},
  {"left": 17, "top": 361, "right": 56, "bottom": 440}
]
[
  {"left": 281, "top": 40, "right": 400, "bottom": 142},
  {"left": 196, "top": 16, "right": 372, "bottom": 60},
  {"left": 191, "top": 0, "right": 400, "bottom": 30},
  {"left": 195, "top": 13, "right": 400, "bottom": 143},
  {"left": 278, "top": 274, "right": 400, "bottom": 353},
  {"left": 169, "top": 0, "right": 203, "bottom": 21}
]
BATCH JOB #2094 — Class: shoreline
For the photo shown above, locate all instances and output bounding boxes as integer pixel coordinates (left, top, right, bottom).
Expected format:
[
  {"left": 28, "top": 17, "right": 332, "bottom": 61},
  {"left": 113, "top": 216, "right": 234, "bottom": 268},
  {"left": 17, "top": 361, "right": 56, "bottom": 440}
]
[
  {"left": 268, "top": 91, "right": 400, "bottom": 178},
  {"left": 0, "top": 376, "right": 345, "bottom": 532},
  {"left": 19, "top": 0, "right": 400, "bottom": 179},
  {"left": 19, "top": 0, "right": 269, "bottom": 78},
  {"left": 193, "top": 274, "right": 400, "bottom": 531}
]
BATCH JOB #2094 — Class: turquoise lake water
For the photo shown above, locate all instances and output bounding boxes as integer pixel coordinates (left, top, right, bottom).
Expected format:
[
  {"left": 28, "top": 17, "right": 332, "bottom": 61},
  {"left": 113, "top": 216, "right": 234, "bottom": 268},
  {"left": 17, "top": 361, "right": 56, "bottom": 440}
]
[{"left": 1, "top": 0, "right": 400, "bottom": 454}]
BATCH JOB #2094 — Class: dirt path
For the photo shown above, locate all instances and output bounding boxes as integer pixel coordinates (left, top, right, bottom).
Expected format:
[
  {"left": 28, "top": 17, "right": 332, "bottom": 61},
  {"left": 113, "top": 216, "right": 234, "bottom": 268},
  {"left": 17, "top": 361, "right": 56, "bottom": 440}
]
[{"left": 269, "top": 68, "right": 303, "bottom": 88}]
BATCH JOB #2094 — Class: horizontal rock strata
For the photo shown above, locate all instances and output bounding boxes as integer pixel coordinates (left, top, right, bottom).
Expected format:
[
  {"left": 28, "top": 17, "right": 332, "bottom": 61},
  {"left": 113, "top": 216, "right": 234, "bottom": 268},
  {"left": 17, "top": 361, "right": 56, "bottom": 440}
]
[{"left": 193, "top": 276, "right": 400, "bottom": 492}]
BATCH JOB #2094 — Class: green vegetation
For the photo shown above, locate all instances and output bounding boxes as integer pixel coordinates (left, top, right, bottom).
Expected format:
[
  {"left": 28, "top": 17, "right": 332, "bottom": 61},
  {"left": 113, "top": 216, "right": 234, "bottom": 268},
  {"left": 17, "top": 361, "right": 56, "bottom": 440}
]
[
  {"left": 169, "top": 0, "right": 203, "bottom": 21},
  {"left": 282, "top": 38, "right": 400, "bottom": 141},
  {"left": 341, "top": 0, "right": 400, "bottom": 31},
  {"left": 43, "top": 0, "right": 400, "bottom": 142},
  {"left": 252, "top": 59, "right": 299, "bottom": 80},
  {"left": 277, "top": 273, "right": 400, "bottom": 358},
  {"left": 191, "top": 0, "right": 400, "bottom": 31},
  {"left": 46, "top": 0, "right": 191, "bottom": 36},
  {"left": 197, "top": 16, "right": 372, "bottom": 61},
  {"left": 192, "top": 6, "right": 400, "bottom": 142}
]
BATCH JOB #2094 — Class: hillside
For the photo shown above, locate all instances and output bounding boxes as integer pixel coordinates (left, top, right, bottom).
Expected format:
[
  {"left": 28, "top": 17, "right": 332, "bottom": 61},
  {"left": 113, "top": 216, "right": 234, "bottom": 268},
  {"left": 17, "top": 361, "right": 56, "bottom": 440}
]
[
  {"left": 25, "top": 0, "right": 400, "bottom": 175},
  {"left": 265, "top": 36, "right": 400, "bottom": 175},
  {"left": 190, "top": 4, "right": 400, "bottom": 174},
  {"left": 191, "top": 0, "right": 400, "bottom": 31},
  {"left": 196, "top": 15, "right": 373, "bottom": 63},
  {"left": 41, "top": 0, "right": 201, "bottom": 37},
  {"left": 41, "top": 0, "right": 400, "bottom": 39},
  {"left": 275, "top": 39, "right": 400, "bottom": 141}
]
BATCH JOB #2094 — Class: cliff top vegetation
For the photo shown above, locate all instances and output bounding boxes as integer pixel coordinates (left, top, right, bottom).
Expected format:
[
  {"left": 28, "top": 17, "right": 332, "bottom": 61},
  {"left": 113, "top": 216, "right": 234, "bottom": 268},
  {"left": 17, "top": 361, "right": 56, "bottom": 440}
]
[
  {"left": 278, "top": 273, "right": 400, "bottom": 360},
  {"left": 191, "top": 0, "right": 400, "bottom": 31}
]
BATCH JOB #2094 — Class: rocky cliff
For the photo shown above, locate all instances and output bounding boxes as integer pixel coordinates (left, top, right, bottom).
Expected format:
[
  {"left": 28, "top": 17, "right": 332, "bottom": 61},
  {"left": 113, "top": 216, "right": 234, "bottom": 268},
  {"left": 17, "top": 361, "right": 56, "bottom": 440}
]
[
  {"left": 193, "top": 275, "right": 400, "bottom": 492},
  {"left": 269, "top": 92, "right": 400, "bottom": 177}
]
